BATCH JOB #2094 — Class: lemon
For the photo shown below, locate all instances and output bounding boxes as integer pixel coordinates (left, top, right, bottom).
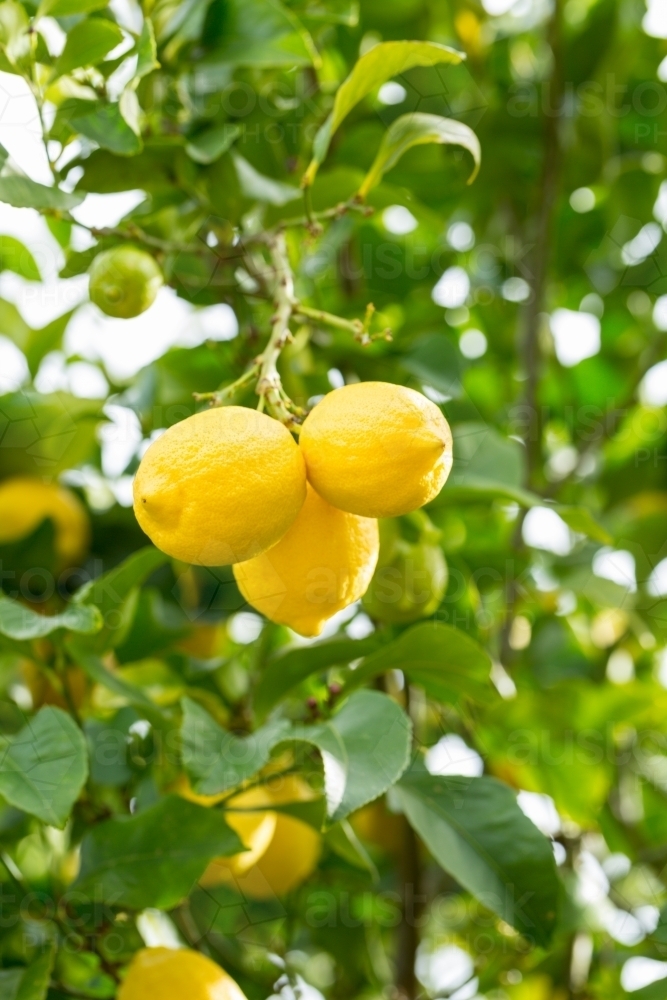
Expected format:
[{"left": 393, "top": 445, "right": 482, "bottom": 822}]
[
  {"left": 299, "top": 382, "right": 453, "bottom": 518},
  {"left": 233, "top": 484, "right": 379, "bottom": 637},
  {"left": 21, "top": 659, "right": 88, "bottom": 711},
  {"left": 201, "top": 775, "right": 321, "bottom": 899},
  {"left": 363, "top": 518, "right": 448, "bottom": 624},
  {"left": 118, "top": 947, "right": 247, "bottom": 1000},
  {"left": 0, "top": 476, "right": 89, "bottom": 565},
  {"left": 351, "top": 798, "right": 404, "bottom": 855},
  {"left": 133, "top": 407, "right": 306, "bottom": 566},
  {"left": 89, "top": 246, "right": 163, "bottom": 319}
]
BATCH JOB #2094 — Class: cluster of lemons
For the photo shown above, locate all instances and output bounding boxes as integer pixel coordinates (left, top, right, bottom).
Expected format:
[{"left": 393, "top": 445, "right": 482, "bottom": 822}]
[{"left": 134, "top": 381, "right": 453, "bottom": 636}]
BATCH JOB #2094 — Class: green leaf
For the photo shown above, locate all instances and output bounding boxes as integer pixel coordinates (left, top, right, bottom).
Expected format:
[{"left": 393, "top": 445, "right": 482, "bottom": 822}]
[
  {"left": 303, "top": 40, "right": 465, "bottom": 186},
  {"left": 75, "top": 795, "right": 245, "bottom": 909},
  {"left": 556, "top": 504, "right": 612, "bottom": 544},
  {"left": 358, "top": 113, "right": 480, "bottom": 199},
  {"left": 627, "top": 981, "right": 667, "bottom": 1000},
  {"left": 397, "top": 771, "right": 560, "bottom": 946},
  {"left": 0, "top": 235, "right": 40, "bottom": 280},
  {"left": 135, "top": 17, "right": 159, "bottom": 79},
  {"left": 0, "top": 176, "right": 83, "bottom": 211},
  {"left": 67, "top": 642, "right": 164, "bottom": 717},
  {"left": 401, "top": 332, "right": 462, "bottom": 399},
  {"left": 186, "top": 124, "right": 240, "bottom": 165},
  {"left": 233, "top": 154, "right": 301, "bottom": 205},
  {"left": 55, "top": 18, "right": 124, "bottom": 76},
  {"left": 0, "top": 707, "right": 88, "bottom": 827},
  {"left": 293, "top": 690, "right": 412, "bottom": 822},
  {"left": 58, "top": 99, "right": 142, "bottom": 156},
  {"left": 182, "top": 697, "right": 291, "bottom": 795},
  {"left": 0, "top": 302, "right": 74, "bottom": 375},
  {"left": 254, "top": 633, "right": 381, "bottom": 716},
  {"left": 0, "top": 595, "right": 102, "bottom": 641},
  {"left": 345, "top": 622, "right": 494, "bottom": 706},
  {"left": 0, "top": 391, "right": 103, "bottom": 477},
  {"left": 0, "top": 945, "right": 55, "bottom": 1000},
  {"left": 38, "top": 0, "right": 109, "bottom": 16},
  {"left": 199, "top": 0, "right": 319, "bottom": 68}
]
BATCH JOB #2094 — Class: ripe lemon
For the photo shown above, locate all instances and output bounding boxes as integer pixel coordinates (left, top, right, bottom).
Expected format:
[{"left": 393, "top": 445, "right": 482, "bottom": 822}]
[
  {"left": 118, "top": 947, "right": 247, "bottom": 1000},
  {"left": 201, "top": 775, "right": 321, "bottom": 899},
  {"left": 363, "top": 518, "right": 448, "bottom": 624},
  {"left": 0, "top": 476, "right": 89, "bottom": 564},
  {"left": 233, "top": 484, "right": 379, "bottom": 637},
  {"left": 133, "top": 407, "right": 306, "bottom": 566},
  {"left": 299, "top": 382, "right": 453, "bottom": 518},
  {"left": 89, "top": 246, "right": 163, "bottom": 319},
  {"left": 351, "top": 798, "right": 404, "bottom": 855}
]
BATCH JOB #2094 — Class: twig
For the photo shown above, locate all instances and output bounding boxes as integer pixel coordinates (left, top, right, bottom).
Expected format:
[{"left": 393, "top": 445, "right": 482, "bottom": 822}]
[
  {"left": 294, "top": 301, "right": 392, "bottom": 346},
  {"left": 193, "top": 363, "right": 261, "bottom": 407}
]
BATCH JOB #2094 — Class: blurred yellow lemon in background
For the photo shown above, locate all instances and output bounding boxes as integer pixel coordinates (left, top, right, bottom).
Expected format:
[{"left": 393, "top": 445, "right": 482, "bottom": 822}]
[{"left": 0, "top": 477, "right": 89, "bottom": 565}]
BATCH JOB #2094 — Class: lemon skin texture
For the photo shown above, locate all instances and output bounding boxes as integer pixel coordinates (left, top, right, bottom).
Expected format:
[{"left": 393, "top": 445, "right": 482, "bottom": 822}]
[
  {"left": 201, "top": 776, "right": 321, "bottom": 899},
  {"left": 118, "top": 948, "right": 248, "bottom": 1000},
  {"left": 299, "top": 382, "right": 453, "bottom": 518},
  {"left": 89, "top": 246, "right": 163, "bottom": 319},
  {"left": 0, "top": 477, "right": 89, "bottom": 564},
  {"left": 233, "top": 484, "right": 379, "bottom": 637},
  {"left": 133, "top": 407, "right": 306, "bottom": 566}
]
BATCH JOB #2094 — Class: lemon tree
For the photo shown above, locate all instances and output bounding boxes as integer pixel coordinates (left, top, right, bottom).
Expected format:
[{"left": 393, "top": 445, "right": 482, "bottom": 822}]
[{"left": 0, "top": 1, "right": 665, "bottom": 999}]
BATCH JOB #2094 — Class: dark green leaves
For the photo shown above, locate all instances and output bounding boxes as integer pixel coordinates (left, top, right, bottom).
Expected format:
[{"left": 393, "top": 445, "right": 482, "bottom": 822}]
[
  {"left": 358, "top": 113, "right": 481, "bottom": 198},
  {"left": 0, "top": 946, "right": 55, "bottom": 1000},
  {"left": 0, "top": 176, "right": 83, "bottom": 211},
  {"left": 182, "top": 698, "right": 291, "bottom": 795},
  {"left": 55, "top": 18, "right": 124, "bottom": 76},
  {"left": 303, "top": 40, "right": 465, "bottom": 185},
  {"left": 398, "top": 772, "right": 560, "bottom": 946},
  {"left": 201, "top": 0, "right": 319, "bottom": 68},
  {"left": 346, "top": 622, "right": 494, "bottom": 706},
  {"left": 0, "top": 595, "right": 101, "bottom": 640},
  {"left": 61, "top": 100, "right": 142, "bottom": 156},
  {"left": 75, "top": 795, "right": 244, "bottom": 908},
  {"left": 294, "top": 690, "right": 412, "bottom": 822},
  {"left": 0, "top": 392, "right": 103, "bottom": 478},
  {"left": 0, "top": 707, "right": 88, "bottom": 827}
]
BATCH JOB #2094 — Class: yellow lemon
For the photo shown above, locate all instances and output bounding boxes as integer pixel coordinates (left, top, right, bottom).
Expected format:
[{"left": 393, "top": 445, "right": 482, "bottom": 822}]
[
  {"left": 0, "top": 476, "right": 89, "bottom": 564},
  {"left": 133, "top": 407, "right": 306, "bottom": 566},
  {"left": 89, "top": 246, "right": 163, "bottom": 319},
  {"left": 350, "top": 799, "right": 404, "bottom": 855},
  {"left": 118, "top": 947, "right": 247, "bottom": 1000},
  {"left": 299, "top": 382, "right": 453, "bottom": 518},
  {"left": 202, "top": 775, "right": 321, "bottom": 899},
  {"left": 233, "top": 484, "right": 379, "bottom": 637}
]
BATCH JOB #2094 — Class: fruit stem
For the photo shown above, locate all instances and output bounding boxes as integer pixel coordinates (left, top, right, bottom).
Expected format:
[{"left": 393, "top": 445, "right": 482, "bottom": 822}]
[
  {"left": 294, "top": 302, "right": 393, "bottom": 346},
  {"left": 193, "top": 363, "right": 261, "bottom": 406}
]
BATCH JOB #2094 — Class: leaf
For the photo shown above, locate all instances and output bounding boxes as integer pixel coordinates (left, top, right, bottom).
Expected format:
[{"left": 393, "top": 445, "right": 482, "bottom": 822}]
[
  {"left": 135, "top": 17, "right": 159, "bottom": 79},
  {"left": 38, "top": 0, "right": 109, "bottom": 15},
  {"left": 254, "top": 633, "right": 381, "bottom": 716},
  {"left": 556, "top": 504, "right": 612, "bottom": 544},
  {"left": 0, "top": 235, "right": 40, "bottom": 280},
  {"left": 0, "top": 707, "right": 88, "bottom": 827},
  {"left": 55, "top": 18, "right": 124, "bottom": 76},
  {"left": 628, "top": 981, "right": 667, "bottom": 1000},
  {"left": 0, "top": 391, "right": 103, "bottom": 477},
  {"left": 303, "top": 40, "right": 465, "bottom": 186},
  {"left": 0, "top": 945, "right": 55, "bottom": 1000},
  {"left": 75, "top": 795, "right": 245, "bottom": 909},
  {"left": 182, "top": 697, "right": 292, "bottom": 795},
  {"left": 401, "top": 332, "right": 462, "bottom": 399},
  {"left": 233, "top": 154, "right": 301, "bottom": 206},
  {"left": 293, "top": 690, "right": 412, "bottom": 822},
  {"left": 0, "top": 302, "right": 73, "bottom": 376},
  {"left": 58, "top": 99, "right": 142, "bottom": 156},
  {"left": 358, "top": 113, "right": 481, "bottom": 199},
  {"left": 0, "top": 595, "right": 101, "bottom": 641},
  {"left": 0, "top": 176, "right": 83, "bottom": 211},
  {"left": 186, "top": 124, "right": 241, "bottom": 164},
  {"left": 345, "top": 622, "right": 494, "bottom": 707},
  {"left": 397, "top": 771, "right": 560, "bottom": 946},
  {"left": 68, "top": 642, "right": 164, "bottom": 717},
  {"left": 73, "top": 545, "right": 168, "bottom": 652},
  {"left": 200, "top": 0, "right": 319, "bottom": 68}
]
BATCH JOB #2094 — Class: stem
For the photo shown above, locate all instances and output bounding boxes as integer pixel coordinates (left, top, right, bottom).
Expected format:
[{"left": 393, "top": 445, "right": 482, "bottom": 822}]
[
  {"left": 395, "top": 818, "right": 422, "bottom": 1000},
  {"left": 255, "top": 234, "right": 302, "bottom": 430},
  {"left": 193, "top": 363, "right": 261, "bottom": 406},
  {"left": 294, "top": 301, "right": 392, "bottom": 345}
]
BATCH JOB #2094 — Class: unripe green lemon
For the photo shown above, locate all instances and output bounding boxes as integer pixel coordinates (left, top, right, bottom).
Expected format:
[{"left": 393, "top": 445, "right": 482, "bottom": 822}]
[
  {"left": 89, "top": 246, "right": 163, "bottom": 318},
  {"left": 363, "top": 515, "right": 447, "bottom": 624}
]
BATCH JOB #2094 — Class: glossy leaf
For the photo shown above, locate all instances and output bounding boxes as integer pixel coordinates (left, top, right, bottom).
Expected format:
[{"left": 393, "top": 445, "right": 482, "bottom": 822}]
[
  {"left": 293, "top": 690, "right": 412, "bottom": 822},
  {"left": 38, "top": 0, "right": 109, "bottom": 15},
  {"left": 0, "top": 176, "right": 83, "bottom": 211},
  {"left": 55, "top": 18, "right": 124, "bottom": 76},
  {"left": 182, "top": 697, "right": 291, "bottom": 795},
  {"left": 358, "top": 113, "right": 481, "bottom": 198},
  {"left": 0, "top": 595, "right": 101, "bottom": 640},
  {"left": 233, "top": 153, "right": 301, "bottom": 205},
  {"left": 346, "top": 622, "right": 494, "bottom": 706},
  {"left": 201, "top": 0, "right": 319, "bottom": 68},
  {"left": 75, "top": 795, "right": 245, "bottom": 908},
  {"left": 0, "top": 707, "right": 88, "bottom": 828},
  {"left": 303, "top": 40, "right": 465, "bottom": 185},
  {"left": 397, "top": 771, "right": 560, "bottom": 946}
]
